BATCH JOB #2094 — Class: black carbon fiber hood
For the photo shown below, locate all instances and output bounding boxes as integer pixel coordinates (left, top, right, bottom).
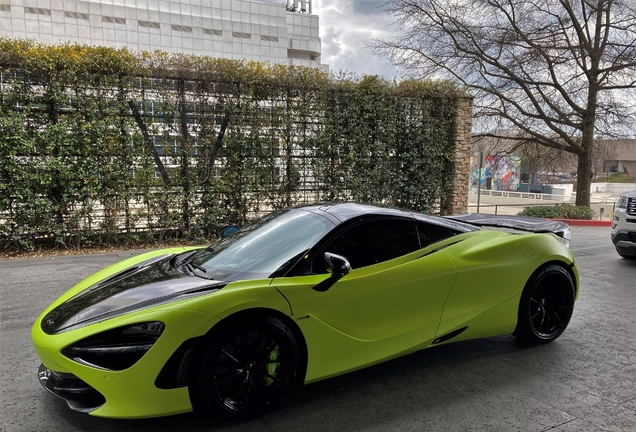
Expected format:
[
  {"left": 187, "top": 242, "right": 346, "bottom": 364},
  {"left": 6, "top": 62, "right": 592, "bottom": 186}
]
[{"left": 41, "top": 254, "right": 226, "bottom": 334}]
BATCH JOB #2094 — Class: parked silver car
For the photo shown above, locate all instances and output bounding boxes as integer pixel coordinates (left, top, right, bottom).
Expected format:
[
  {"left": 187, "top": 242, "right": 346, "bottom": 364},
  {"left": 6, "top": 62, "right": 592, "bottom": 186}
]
[{"left": 611, "top": 190, "right": 636, "bottom": 259}]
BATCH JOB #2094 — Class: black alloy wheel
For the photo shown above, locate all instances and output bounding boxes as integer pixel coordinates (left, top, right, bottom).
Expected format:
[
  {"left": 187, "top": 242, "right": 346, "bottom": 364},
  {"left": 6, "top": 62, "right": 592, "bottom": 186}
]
[
  {"left": 514, "top": 265, "right": 575, "bottom": 343},
  {"left": 190, "top": 315, "right": 300, "bottom": 418}
]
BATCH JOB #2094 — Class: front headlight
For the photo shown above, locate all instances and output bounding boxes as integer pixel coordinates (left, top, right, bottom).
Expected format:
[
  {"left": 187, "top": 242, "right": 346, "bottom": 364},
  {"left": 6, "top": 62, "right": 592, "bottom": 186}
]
[{"left": 61, "top": 322, "right": 165, "bottom": 371}]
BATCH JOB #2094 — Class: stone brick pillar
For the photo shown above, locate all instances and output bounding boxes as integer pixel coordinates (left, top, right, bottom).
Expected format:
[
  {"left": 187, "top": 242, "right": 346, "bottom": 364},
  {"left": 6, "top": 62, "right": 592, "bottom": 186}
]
[{"left": 445, "top": 96, "right": 473, "bottom": 215}]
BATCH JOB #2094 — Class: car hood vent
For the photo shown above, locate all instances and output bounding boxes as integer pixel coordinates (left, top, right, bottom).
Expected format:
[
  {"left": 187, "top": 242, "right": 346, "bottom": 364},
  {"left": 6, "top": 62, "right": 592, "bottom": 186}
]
[
  {"left": 90, "top": 254, "right": 173, "bottom": 290},
  {"left": 94, "top": 266, "right": 141, "bottom": 288},
  {"left": 41, "top": 255, "right": 226, "bottom": 334}
]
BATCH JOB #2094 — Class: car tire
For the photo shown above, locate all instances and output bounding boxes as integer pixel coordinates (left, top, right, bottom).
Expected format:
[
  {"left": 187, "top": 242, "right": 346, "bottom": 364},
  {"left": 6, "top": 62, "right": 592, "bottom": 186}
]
[
  {"left": 189, "top": 314, "right": 301, "bottom": 419},
  {"left": 514, "top": 265, "right": 575, "bottom": 344}
]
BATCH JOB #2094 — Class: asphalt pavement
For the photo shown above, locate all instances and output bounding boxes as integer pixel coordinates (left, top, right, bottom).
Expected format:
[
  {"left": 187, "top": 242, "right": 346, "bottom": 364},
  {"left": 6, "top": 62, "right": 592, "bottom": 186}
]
[{"left": 1, "top": 226, "right": 635, "bottom": 432}]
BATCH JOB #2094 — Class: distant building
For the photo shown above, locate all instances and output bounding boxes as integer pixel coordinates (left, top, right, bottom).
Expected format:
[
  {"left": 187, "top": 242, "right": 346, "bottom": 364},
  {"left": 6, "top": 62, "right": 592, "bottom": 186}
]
[
  {"left": 473, "top": 134, "right": 636, "bottom": 184},
  {"left": 0, "top": 0, "right": 327, "bottom": 70},
  {"left": 601, "top": 139, "right": 636, "bottom": 179}
]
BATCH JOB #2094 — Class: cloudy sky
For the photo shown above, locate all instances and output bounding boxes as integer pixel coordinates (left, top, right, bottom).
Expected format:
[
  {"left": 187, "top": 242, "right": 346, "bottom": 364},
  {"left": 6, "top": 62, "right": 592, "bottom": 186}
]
[
  {"left": 267, "top": 0, "right": 399, "bottom": 77},
  {"left": 312, "top": 0, "right": 398, "bottom": 77}
]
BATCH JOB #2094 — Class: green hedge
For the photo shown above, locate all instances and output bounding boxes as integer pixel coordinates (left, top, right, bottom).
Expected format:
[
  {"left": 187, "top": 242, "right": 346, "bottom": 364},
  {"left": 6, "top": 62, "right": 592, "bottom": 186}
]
[
  {"left": 518, "top": 205, "right": 595, "bottom": 220},
  {"left": 0, "top": 39, "right": 466, "bottom": 251},
  {"left": 604, "top": 173, "right": 634, "bottom": 183}
]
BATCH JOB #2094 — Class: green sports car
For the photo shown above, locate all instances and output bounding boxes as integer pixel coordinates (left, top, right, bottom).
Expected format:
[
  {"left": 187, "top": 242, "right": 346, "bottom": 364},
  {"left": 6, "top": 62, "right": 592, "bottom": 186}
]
[{"left": 32, "top": 203, "right": 578, "bottom": 419}]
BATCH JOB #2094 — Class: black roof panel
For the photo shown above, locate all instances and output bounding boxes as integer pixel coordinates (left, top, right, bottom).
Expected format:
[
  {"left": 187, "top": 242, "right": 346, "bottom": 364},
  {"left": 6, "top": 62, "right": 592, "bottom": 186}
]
[{"left": 297, "top": 202, "right": 475, "bottom": 233}]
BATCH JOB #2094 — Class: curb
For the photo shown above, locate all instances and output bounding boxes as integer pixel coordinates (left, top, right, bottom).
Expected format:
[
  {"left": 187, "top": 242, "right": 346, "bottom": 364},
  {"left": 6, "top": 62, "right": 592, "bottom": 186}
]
[{"left": 549, "top": 219, "right": 612, "bottom": 227}]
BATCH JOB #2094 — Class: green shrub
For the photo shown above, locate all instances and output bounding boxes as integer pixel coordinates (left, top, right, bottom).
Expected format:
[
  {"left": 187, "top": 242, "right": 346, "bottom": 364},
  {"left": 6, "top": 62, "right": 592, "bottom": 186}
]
[
  {"left": 0, "top": 39, "right": 466, "bottom": 252},
  {"left": 519, "top": 204, "right": 595, "bottom": 220},
  {"left": 605, "top": 173, "right": 634, "bottom": 183}
]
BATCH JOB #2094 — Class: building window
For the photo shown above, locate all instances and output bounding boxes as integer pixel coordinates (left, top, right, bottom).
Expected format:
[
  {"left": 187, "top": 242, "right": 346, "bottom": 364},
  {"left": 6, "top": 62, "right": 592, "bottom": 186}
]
[
  {"left": 103, "top": 16, "right": 126, "bottom": 25},
  {"left": 287, "top": 50, "right": 311, "bottom": 60},
  {"left": 65, "top": 11, "right": 89, "bottom": 20},
  {"left": 171, "top": 25, "right": 193, "bottom": 33},
  {"left": 24, "top": 7, "right": 51, "bottom": 16},
  {"left": 260, "top": 35, "right": 279, "bottom": 42},
  {"left": 0, "top": 5, "right": 10, "bottom": 12},
  {"left": 604, "top": 160, "right": 619, "bottom": 173},
  {"left": 203, "top": 29, "right": 223, "bottom": 36},
  {"left": 232, "top": 32, "right": 251, "bottom": 39},
  {"left": 138, "top": 20, "right": 160, "bottom": 29}
]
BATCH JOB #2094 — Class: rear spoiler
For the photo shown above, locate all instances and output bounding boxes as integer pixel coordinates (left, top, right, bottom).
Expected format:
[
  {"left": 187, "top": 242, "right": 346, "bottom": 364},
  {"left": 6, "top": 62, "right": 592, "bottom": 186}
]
[{"left": 444, "top": 213, "right": 571, "bottom": 245}]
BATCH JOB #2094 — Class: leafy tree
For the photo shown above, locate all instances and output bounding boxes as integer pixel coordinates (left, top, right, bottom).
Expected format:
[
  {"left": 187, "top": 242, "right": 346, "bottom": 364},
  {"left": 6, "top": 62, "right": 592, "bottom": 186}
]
[{"left": 375, "top": 0, "right": 636, "bottom": 205}]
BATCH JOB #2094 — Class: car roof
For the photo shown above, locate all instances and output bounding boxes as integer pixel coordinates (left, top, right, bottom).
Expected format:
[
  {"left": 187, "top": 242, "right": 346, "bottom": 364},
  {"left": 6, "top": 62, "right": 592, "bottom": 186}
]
[
  {"left": 297, "top": 202, "right": 476, "bottom": 232},
  {"left": 620, "top": 190, "right": 636, "bottom": 198},
  {"left": 317, "top": 203, "right": 411, "bottom": 221}
]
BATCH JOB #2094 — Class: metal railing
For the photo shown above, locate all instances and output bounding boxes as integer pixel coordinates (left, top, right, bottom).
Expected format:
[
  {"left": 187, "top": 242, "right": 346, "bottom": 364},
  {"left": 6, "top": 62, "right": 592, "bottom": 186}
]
[{"left": 467, "top": 201, "right": 618, "bottom": 220}]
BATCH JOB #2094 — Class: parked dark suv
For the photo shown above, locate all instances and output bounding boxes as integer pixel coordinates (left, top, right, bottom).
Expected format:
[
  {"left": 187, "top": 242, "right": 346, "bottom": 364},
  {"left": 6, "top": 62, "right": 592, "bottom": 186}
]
[{"left": 611, "top": 190, "right": 636, "bottom": 259}]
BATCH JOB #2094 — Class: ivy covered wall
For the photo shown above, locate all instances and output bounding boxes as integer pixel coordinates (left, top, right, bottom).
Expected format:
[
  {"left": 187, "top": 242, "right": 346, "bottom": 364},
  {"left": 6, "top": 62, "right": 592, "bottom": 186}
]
[{"left": 0, "top": 39, "right": 470, "bottom": 250}]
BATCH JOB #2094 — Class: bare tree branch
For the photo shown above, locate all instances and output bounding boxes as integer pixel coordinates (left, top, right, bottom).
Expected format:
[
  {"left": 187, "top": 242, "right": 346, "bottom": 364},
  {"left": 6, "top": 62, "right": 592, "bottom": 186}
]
[{"left": 374, "top": 0, "right": 636, "bottom": 205}]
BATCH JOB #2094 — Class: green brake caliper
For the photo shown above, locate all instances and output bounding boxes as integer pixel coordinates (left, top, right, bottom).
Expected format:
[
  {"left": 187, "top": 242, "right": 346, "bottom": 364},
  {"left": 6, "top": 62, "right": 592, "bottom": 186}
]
[{"left": 264, "top": 345, "right": 280, "bottom": 386}]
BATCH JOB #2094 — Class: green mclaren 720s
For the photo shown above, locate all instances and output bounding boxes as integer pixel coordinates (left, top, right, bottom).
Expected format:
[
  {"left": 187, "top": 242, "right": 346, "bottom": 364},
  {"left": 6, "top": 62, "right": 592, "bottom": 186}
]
[{"left": 32, "top": 203, "right": 578, "bottom": 419}]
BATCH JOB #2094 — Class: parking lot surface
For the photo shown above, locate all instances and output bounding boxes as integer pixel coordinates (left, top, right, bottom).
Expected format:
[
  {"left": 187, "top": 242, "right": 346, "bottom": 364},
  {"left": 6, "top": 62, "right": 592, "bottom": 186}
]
[{"left": 1, "top": 226, "right": 635, "bottom": 432}]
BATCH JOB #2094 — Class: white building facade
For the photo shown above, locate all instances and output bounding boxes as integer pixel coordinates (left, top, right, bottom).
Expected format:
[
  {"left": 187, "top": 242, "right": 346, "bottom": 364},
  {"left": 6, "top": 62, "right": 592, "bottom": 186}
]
[{"left": 0, "top": 0, "right": 327, "bottom": 69}]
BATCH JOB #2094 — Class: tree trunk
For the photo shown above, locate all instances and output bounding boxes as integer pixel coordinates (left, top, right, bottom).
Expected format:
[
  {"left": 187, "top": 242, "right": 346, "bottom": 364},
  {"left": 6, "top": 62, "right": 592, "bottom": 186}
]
[
  {"left": 575, "top": 149, "right": 593, "bottom": 207},
  {"left": 128, "top": 100, "right": 171, "bottom": 186},
  {"left": 576, "top": 81, "right": 598, "bottom": 208}
]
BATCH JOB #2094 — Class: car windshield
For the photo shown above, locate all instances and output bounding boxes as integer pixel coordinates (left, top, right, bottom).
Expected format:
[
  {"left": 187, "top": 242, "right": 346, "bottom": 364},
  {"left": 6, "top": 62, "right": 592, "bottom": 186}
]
[{"left": 192, "top": 209, "right": 334, "bottom": 281}]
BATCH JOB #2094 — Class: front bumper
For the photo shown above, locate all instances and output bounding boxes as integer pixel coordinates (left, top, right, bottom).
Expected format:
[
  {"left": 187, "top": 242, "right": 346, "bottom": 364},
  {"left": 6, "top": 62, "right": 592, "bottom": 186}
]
[
  {"left": 611, "top": 231, "right": 636, "bottom": 257},
  {"left": 32, "top": 309, "right": 221, "bottom": 418},
  {"left": 38, "top": 364, "right": 106, "bottom": 413}
]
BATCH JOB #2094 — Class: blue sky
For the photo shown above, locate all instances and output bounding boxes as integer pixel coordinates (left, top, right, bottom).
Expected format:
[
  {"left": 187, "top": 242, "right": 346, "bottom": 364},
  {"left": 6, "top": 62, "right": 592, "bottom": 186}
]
[{"left": 266, "top": 0, "right": 398, "bottom": 77}]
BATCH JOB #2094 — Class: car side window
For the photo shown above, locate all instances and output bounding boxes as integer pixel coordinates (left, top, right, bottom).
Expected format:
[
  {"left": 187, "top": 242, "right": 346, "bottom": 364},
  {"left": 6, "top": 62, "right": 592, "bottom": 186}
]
[
  {"left": 309, "top": 219, "right": 420, "bottom": 274},
  {"left": 416, "top": 222, "right": 458, "bottom": 248}
]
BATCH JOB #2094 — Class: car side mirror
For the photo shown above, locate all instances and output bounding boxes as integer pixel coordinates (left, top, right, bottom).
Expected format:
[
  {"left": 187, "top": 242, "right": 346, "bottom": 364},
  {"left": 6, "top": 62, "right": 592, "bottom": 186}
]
[
  {"left": 325, "top": 252, "right": 351, "bottom": 278},
  {"left": 313, "top": 252, "right": 351, "bottom": 292}
]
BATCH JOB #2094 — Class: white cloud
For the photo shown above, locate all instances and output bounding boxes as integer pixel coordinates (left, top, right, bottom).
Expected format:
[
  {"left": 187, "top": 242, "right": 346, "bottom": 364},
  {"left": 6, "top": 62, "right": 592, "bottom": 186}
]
[{"left": 314, "top": 0, "right": 397, "bottom": 76}]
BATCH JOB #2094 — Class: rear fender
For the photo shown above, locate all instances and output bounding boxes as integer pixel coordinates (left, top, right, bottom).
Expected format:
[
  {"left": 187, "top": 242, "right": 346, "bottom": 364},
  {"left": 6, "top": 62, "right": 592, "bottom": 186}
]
[{"left": 437, "top": 231, "right": 575, "bottom": 337}]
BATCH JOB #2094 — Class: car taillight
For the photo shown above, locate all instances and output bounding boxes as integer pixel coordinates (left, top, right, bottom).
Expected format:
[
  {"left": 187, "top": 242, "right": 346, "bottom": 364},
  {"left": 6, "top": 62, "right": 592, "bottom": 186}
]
[{"left": 62, "top": 322, "right": 165, "bottom": 371}]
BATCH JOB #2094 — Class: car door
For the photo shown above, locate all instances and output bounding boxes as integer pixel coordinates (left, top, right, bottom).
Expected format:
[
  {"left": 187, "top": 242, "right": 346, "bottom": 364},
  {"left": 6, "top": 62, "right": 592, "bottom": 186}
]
[{"left": 272, "top": 218, "right": 458, "bottom": 380}]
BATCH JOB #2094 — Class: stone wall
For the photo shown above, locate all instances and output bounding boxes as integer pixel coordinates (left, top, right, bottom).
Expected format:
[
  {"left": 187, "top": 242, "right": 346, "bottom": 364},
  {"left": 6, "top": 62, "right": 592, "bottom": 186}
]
[{"left": 445, "top": 96, "right": 473, "bottom": 215}]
